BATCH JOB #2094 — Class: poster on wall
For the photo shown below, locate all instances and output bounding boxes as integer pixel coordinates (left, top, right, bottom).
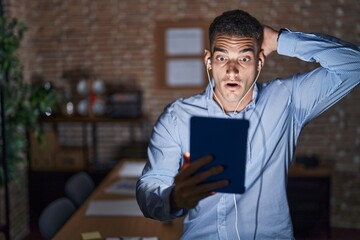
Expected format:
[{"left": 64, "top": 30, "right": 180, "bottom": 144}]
[
  {"left": 166, "top": 59, "right": 204, "bottom": 87},
  {"left": 166, "top": 28, "right": 203, "bottom": 55},
  {"left": 155, "top": 21, "right": 209, "bottom": 88}
]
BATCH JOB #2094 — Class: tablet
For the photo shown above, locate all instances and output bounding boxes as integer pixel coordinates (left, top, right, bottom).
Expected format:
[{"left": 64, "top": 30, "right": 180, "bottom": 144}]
[{"left": 190, "top": 116, "right": 249, "bottom": 194}]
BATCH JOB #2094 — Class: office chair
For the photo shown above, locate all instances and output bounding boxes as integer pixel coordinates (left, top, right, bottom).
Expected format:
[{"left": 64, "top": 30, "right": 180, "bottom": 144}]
[
  {"left": 65, "top": 171, "right": 95, "bottom": 207},
  {"left": 38, "top": 197, "right": 76, "bottom": 240}
]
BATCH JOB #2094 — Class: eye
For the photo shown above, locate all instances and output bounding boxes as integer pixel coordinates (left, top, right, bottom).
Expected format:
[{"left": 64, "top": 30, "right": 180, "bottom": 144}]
[
  {"left": 239, "top": 57, "right": 251, "bottom": 62},
  {"left": 215, "top": 55, "right": 227, "bottom": 62}
]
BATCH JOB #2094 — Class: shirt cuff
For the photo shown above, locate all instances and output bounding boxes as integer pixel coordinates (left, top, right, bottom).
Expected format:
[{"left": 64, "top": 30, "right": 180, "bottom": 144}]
[
  {"left": 277, "top": 28, "right": 287, "bottom": 42},
  {"left": 277, "top": 28, "right": 297, "bottom": 57}
]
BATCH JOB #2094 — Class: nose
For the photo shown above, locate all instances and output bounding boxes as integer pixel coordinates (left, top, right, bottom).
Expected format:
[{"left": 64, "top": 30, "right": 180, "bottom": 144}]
[{"left": 226, "top": 61, "right": 239, "bottom": 80}]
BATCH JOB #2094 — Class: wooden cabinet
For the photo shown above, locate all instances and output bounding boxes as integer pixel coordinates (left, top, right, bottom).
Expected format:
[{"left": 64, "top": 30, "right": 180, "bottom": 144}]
[{"left": 288, "top": 166, "right": 331, "bottom": 238}]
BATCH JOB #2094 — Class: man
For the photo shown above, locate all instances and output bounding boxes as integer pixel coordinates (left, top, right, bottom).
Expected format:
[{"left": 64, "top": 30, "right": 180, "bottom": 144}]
[{"left": 136, "top": 9, "right": 360, "bottom": 239}]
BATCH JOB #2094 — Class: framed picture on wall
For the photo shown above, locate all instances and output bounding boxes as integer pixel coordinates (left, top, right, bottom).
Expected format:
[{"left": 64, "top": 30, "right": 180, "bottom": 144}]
[{"left": 155, "top": 20, "right": 210, "bottom": 89}]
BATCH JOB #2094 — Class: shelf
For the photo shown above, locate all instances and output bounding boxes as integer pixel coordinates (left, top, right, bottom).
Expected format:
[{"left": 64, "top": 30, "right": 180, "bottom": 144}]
[{"left": 31, "top": 115, "right": 149, "bottom": 171}]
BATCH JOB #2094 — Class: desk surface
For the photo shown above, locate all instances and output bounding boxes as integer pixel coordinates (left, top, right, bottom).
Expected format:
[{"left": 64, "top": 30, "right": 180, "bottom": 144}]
[
  {"left": 54, "top": 160, "right": 183, "bottom": 240},
  {"left": 40, "top": 115, "right": 148, "bottom": 124}
]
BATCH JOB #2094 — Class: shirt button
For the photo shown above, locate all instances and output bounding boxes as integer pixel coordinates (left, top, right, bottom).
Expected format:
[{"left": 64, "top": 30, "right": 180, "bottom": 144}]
[{"left": 220, "top": 197, "right": 225, "bottom": 203}]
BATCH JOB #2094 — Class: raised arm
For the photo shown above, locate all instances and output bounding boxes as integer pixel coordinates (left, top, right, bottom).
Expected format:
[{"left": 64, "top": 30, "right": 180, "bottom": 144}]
[{"left": 277, "top": 29, "right": 359, "bottom": 126}]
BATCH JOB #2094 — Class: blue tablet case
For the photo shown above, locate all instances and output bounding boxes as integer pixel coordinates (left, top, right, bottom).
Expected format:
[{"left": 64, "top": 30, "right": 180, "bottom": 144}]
[{"left": 190, "top": 116, "right": 249, "bottom": 194}]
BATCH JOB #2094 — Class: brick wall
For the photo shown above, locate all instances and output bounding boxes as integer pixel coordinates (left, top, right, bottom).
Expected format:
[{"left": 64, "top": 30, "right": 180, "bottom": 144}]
[{"left": 6, "top": 0, "right": 360, "bottom": 229}]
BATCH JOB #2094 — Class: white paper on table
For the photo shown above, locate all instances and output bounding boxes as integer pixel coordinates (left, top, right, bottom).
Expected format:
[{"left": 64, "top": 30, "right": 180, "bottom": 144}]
[
  {"left": 106, "top": 237, "right": 158, "bottom": 240},
  {"left": 104, "top": 178, "right": 137, "bottom": 196},
  {"left": 118, "top": 161, "right": 146, "bottom": 178},
  {"left": 85, "top": 199, "right": 143, "bottom": 217}
]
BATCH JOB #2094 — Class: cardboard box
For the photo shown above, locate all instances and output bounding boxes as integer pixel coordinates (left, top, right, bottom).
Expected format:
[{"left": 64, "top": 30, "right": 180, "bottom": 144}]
[
  {"left": 55, "top": 147, "right": 86, "bottom": 170},
  {"left": 29, "top": 130, "right": 59, "bottom": 170},
  {"left": 30, "top": 130, "right": 86, "bottom": 171}
]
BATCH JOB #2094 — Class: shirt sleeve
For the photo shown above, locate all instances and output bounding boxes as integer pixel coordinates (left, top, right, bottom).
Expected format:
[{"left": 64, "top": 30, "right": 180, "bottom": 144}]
[
  {"left": 136, "top": 106, "right": 187, "bottom": 221},
  {"left": 277, "top": 29, "right": 360, "bottom": 127}
]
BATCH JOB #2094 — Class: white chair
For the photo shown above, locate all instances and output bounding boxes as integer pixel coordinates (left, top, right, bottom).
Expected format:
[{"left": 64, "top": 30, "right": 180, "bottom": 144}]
[
  {"left": 38, "top": 197, "right": 76, "bottom": 240},
  {"left": 65, "top": 171, "right": 95, "bottom": 207}
]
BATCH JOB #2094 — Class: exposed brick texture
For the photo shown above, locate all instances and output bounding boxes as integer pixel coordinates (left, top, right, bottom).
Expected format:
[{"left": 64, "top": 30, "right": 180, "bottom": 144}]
[{"left": 4, "top": 0, "right": 360, "bottom": 229}]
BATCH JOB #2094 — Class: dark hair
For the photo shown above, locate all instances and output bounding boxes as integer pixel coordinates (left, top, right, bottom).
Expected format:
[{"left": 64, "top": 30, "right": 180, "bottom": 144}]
[{"left": 209, "top": 9, "right": 263, "bottom": 52}]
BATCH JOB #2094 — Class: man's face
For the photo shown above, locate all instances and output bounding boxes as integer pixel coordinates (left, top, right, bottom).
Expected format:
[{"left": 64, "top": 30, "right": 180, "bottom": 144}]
[{"left": 206, "top": 35, "right": 260, "bottom": 112}]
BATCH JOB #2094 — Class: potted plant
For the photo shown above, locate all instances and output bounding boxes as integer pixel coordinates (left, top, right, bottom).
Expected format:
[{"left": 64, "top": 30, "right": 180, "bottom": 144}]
[
  {"left": 0, "top": 17, "right": 58, "bottom": 185},
  {"left": 0, "top": 16, "right": 59, "bottom": 239}
]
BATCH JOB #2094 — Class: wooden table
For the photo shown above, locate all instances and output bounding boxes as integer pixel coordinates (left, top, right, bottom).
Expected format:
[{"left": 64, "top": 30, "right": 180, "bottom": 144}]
[{"left": 54, "top": 160, "right": 183, "bottom": 240}]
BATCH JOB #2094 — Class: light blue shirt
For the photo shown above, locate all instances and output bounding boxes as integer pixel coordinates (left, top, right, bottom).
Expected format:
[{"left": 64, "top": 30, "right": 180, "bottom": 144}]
[{"left": 136, "top": 30, "right": 360, "bottom": 239}]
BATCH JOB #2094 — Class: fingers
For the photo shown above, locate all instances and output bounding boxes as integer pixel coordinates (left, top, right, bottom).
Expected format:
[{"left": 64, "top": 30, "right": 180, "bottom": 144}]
[
  {"left": 174, "top": 163, "right": 225, "bottom": 197},
  {"left": 173, "top": 178, "right": 228, "bottom": 209},
  {"left": 197, "top": 179, "right": 229, "bottom": 194},
  {"left": 171, "top": 153, "right": 229, "bottom": 209},
  {"left": 176, "top": 154, "right": 213, "bottom": 181},
  {"left": 182, "top": 152, "right": 190, "bottom": 169},
  {"left": 187, "top": 163, "right": 224, "bottom": 186}
]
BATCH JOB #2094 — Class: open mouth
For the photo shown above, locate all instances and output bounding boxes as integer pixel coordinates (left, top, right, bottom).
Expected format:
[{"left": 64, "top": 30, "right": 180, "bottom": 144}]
[
  {"left": 226, "top": 82, "right": 240, "bottom": 88},
  {"left": 227, "top": 82, "right": 239, "bottom": 87}
]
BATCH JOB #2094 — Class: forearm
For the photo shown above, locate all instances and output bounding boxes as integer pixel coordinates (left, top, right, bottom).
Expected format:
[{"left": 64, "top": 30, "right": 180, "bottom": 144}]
[
  {"left": 136, "top": 110, "right": 186, "bottom": 221},
  {"left": 136, "top": 176, "right": 183, "bottom": 221},
  {"left": 278, "top": 29, "right": 360, "bottom": 76},
  {"left": 277, "top": 29, "right": 360, "bottom": 125}
]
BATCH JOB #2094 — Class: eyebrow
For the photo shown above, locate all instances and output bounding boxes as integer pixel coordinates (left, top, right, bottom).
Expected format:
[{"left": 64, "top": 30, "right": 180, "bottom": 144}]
[{"left": 213, "top": 47, "right": 254, "bottom": 54}]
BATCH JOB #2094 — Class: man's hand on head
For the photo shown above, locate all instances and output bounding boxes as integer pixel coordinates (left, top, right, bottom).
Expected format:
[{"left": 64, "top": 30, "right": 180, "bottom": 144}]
[{"left": 262, "top": 25, "right": 279, "bottom": 58}]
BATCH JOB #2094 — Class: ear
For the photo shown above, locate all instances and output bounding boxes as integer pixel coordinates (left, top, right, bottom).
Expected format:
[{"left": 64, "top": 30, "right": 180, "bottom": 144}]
[
  {"left": 258, "top": 49, "right": 266, "bottom": 71},
  {"left": 204, "top": 49, "right": 212, "bottom": 70}
]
